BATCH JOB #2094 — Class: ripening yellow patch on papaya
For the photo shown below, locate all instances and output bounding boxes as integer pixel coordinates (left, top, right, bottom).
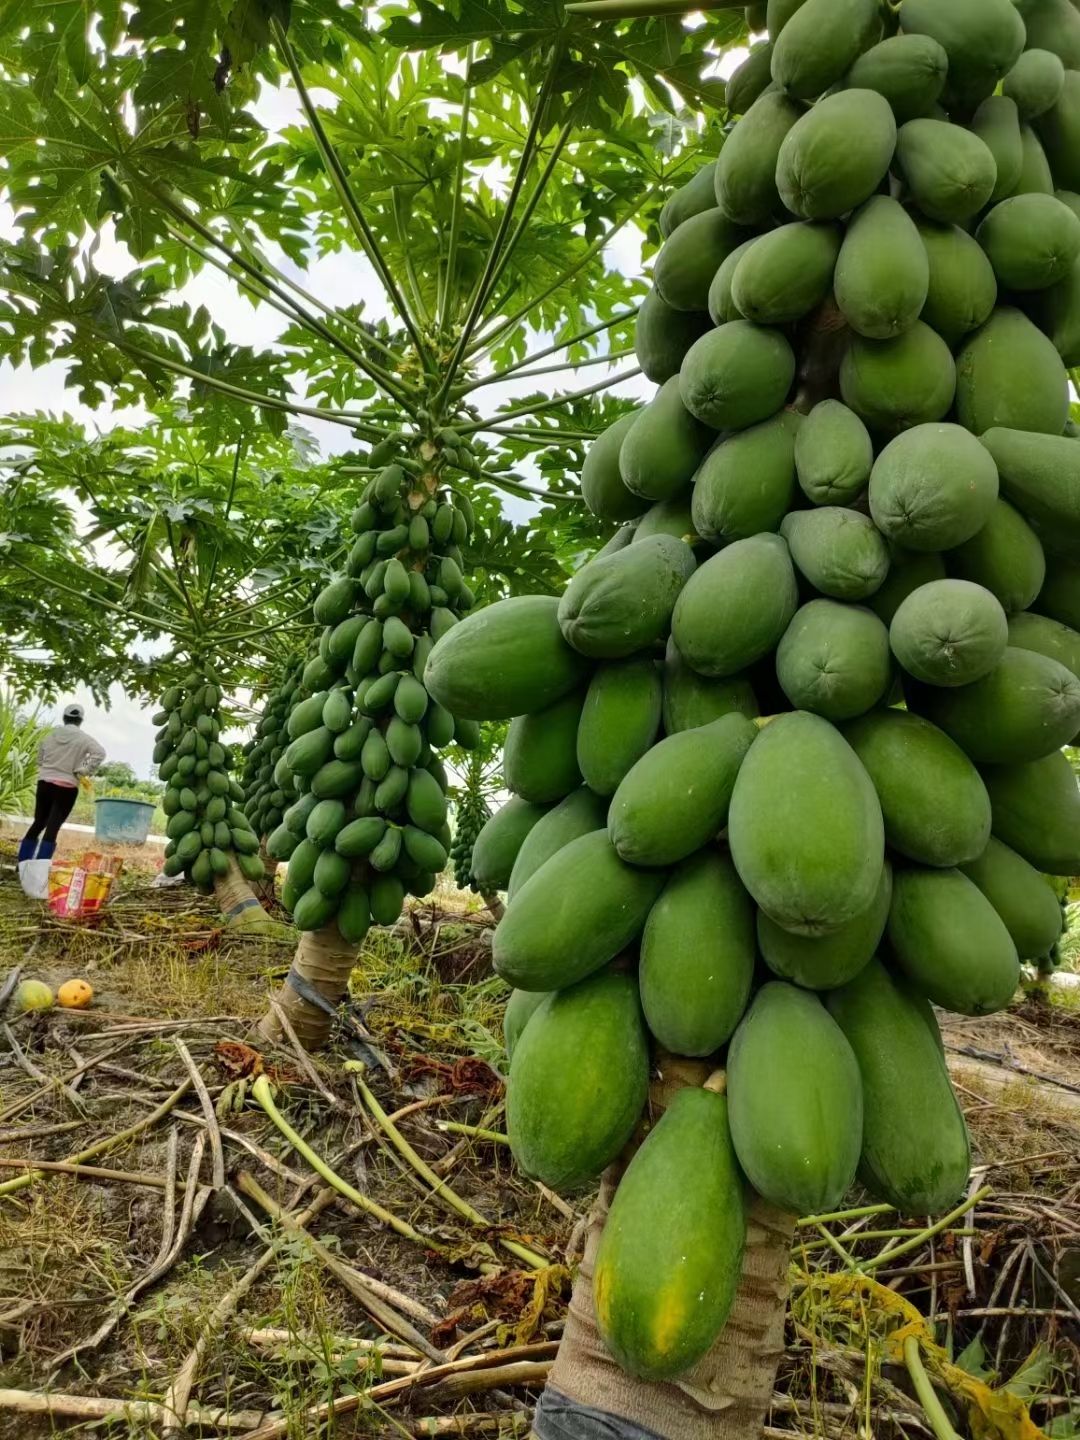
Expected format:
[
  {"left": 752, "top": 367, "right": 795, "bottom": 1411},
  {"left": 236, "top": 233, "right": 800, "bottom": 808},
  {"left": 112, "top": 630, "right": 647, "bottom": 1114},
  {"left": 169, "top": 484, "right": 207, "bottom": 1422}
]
[
  {"left": 648, "top": 1284, "right": 689, "bottom": 1358},
  {"left": 594, "top": 1261, "right": 613, "bottom": 1330}
]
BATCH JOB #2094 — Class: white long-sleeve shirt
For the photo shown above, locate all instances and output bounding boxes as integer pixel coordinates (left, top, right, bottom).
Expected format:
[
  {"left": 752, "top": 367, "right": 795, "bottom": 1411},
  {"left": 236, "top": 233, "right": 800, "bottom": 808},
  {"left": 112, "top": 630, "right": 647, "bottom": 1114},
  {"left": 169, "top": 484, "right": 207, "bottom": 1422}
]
[{"left": 37, "top": 724, "right": 106, "bottom": 785}]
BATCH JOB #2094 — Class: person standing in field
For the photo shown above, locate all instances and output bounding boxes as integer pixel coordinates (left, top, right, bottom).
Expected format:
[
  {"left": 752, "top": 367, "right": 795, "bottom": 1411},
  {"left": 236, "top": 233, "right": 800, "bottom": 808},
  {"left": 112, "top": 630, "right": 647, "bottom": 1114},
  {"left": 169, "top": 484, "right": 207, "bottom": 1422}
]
[{"left": 18, "top": 703, "right": 106, "bottom": 862}]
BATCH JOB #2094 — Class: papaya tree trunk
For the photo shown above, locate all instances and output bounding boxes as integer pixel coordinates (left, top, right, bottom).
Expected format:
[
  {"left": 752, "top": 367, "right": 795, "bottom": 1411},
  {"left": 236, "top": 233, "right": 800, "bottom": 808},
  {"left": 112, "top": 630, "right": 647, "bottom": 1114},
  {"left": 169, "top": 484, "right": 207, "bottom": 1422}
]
[
  {"left": 252, "top": 841, "right": 279, "bottom": 907},
  {"left": 535, "top": 1058, "right": 795, "bottom": 1440},
  {"left": 256, "top": 923, "right": 358, "bottom": 1050},
  {"left": 483, "top": 891, "right": 505, "bottom": 922},
  {"left": 213, "top": 858, "right": 292, "bottom": 939}
]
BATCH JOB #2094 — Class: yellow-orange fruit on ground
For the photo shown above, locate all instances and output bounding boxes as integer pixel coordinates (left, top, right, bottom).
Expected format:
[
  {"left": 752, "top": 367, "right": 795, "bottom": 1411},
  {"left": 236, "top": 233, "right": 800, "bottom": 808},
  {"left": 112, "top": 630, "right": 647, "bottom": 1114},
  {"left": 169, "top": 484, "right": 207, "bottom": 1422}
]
[{"left": 57, "top": 979, "right": 93, "bottom": 1009}]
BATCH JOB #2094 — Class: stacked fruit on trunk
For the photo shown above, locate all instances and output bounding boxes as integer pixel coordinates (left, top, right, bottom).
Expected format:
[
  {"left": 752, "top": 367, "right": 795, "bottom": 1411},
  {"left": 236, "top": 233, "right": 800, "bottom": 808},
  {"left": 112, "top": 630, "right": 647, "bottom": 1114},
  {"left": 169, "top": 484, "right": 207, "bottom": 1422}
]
[
  {"left": 426, "top": 0, "right": 1080, "bottom": 1382},
  {"left": 240, "top": 656, "right": 304, "bottom": 846},
  {"left": 157, "top": 669, "right": 265, "bottom": 889},
  {"left": 263, "top": 456, "right": 476, "bottom": 944}
]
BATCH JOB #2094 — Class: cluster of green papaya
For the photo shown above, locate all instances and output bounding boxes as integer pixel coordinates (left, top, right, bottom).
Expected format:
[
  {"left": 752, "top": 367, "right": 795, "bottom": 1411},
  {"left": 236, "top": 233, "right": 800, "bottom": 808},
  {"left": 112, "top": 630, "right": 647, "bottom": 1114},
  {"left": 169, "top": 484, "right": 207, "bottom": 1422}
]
[
  {"left": 239, "top": 656, "right": 305, "bottom": 845},
  {"left": 157, "top": 667, "right": 265, "bottom": 890},
  {"left": 449, "top": 779, "right": 490, "bottom": 894},
  {"left": 262, "top": 451, "right": 478, "bottom": 944},
  {"left": 423, "top": 0, "right": 1080, "bottom": 1382}
]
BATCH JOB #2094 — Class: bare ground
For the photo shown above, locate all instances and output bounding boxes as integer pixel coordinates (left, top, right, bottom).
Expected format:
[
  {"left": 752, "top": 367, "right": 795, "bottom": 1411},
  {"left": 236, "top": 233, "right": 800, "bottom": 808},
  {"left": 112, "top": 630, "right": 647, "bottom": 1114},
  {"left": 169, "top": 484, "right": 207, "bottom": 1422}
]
[{"left": 0, "top": 843, "right": 1077, "bottom": 1440}]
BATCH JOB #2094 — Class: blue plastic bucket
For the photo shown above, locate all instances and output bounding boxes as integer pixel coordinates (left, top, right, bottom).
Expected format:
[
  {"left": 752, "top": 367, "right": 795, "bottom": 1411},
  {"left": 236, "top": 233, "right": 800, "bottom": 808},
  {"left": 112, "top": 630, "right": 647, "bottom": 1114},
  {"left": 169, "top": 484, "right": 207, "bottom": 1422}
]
[{"left": 94, "top": 798, "right": 156, "bottom": 845}]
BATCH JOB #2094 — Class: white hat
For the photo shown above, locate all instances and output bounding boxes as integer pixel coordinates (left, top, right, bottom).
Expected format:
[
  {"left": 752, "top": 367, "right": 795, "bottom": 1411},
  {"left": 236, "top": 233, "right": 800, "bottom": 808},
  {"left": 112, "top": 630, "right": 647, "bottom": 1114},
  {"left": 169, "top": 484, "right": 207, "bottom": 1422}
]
[{"left": 63, "top": 703, "right": 84, "bottom": 723}]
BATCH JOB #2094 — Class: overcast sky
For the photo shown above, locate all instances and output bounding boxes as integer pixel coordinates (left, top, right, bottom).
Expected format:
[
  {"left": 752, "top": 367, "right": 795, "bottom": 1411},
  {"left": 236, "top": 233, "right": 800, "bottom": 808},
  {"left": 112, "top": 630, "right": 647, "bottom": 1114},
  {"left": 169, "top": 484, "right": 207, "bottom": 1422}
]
[{"left": 5, "top": 43, "right": 749, "bottom": 779}]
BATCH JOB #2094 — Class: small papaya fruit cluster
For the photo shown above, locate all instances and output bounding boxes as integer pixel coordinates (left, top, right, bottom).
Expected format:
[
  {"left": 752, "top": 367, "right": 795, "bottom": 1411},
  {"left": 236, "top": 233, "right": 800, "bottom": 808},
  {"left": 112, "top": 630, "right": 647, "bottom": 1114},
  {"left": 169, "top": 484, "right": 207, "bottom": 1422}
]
[
  {"left": 157, "top": 668, "right": 264, "bottom": 891},
  {"left": 448, "top": 771, "right": 491, "bottom": 894},
  {"left": 422, "top": 0, "right": 1080, "bottom": 1379},
  {"left": 262, "top": 442, "right": 478, "bottom": 944},
  {"left": 239, "top": 655, "right": 306, "bottom": 847}
]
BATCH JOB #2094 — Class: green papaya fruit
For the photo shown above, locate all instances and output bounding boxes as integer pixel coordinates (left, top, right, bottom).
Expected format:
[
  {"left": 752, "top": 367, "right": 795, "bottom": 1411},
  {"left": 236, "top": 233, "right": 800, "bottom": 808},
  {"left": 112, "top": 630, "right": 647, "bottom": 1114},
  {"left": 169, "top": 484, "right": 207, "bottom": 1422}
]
[
  {"left": 914, "top": 219, "right": 997, "bottom": 345},
  {"left": 726, "top": 40, "right": 774, "bottom": 115},
  {"left": 1013, "top": 123, "right": 1055, "bottom": 195},
  {"left": 493, "top": 830, "right": 666, "bottom": 991},
  {"left": 981, "top": 427, "right": 1080, "bottom": 542},
  {"left": 691, "top": 412, "right": 798, "bottom": 544},
  {"left": 1037, "top": 67, "right": 1080, "bottom": 190},
  {"left": 661, "top": 638, "right": 759, "bottom": 733},
  {"left": 470, "top": 796, "right": 550, "bottom": 892},
  {"left": 293, "top": 885, "right": 339, "bottom": 931},
  {"left": 982, "top": 749, "right": 1080, "bottom": 875},
  {"left": 827, "top": 959, "right": 971, "bottom": 1216},
  {"left": 558, "top": 535, "right": 695, "bottom": 660},
  {"left": 593, "top": 1089, "right": 744, "bottom": 1382},
  {"left": 508, "top": 976, "right": 655, "bottom": 1194},
  {"left": 671, "top": 534, "right": 798, "bottom": 677},
  {"left": 868, "top": 422, "right": 999, "bottom": 552},
  {"left": 337, "top": 884, "right": 371, "bottom": 945},
  {"left": 305, "top": 798, "right": 347, "bottom": 849},
  {"left": 767, "top": 0, "right": 808, "bottom": 38},
  {"left": 657, "top": 160, "right": 719, "bottom": 237},
  {"left": 678, "top": 321, "right": 795, "bottom": 432},
  {"left": 632, "top": 496, "right": 697, "bottom": 544},
  {"left": 794, "top": 400, "right": 873, "bottom": 506},
  {"left": 843, "top": 709, "right": 991, "bottom": 866},
  {"left": 708, "top": 239, "right": 757, "bottom": 326},
  {"left": 729, "top": 711, "right": 884, "bottom": 935},
  {"left": 910, "top": 647, "right": 1080, "bottom": 763},
  {"left": 506, "top": 787, "right": 609, "bottom": 900},
  {"left": 977, "top": 193, "right": 1080, "bottom": 291},
  {"left": 728, "top": 983, "right": 862, "bottom": 1213},
  {"left": 900, "top": 0, "right": 1023, "bottom": 110},
  {"left": 618, "top": 378, "right": 713, "bottom": 502},
  {"left": 776, "top": 600, "right": 891, "bottom": 721},
  {"left": 887, "top": 867, "right": 1020, "bottom": 1015},
  {"left": 960, "top": 837, "right": 1064, "bottom": 961},
  {"left": 758, "top": 860, "right": 891, "bottom": 990},
  {"left": 894, "top": 119, "right": 997, "bottom": 224},
  {"left": 424, "top": 596, "right": 590, "bottom": 720},
  {"left": 730, "top": 222, "right": 841, "bottom": 325},
  {"left": 654, "top": 209, "right": 751, "bottom": 312},
  {"left": 1024, "top": 0, "right": 1080, "bottom": 71},
  {"left": 839, "top": 323, "right": 956, "bottom": 435},
  {"left": 581, "top": 412, "right": 650, "bottom": 523},
  {"left": 634, "top": 289, "right": 711, "bottom": 385},
  {"left": 1007, "top": 611, "right": 1080, "bottom": 694},
  {"left": 714, "top": 90, "right": 802, "bottom": 225},
  {"left": 770, "top": 0, "right": 881, "bottom": 99},
  {"left": 639, "top": 849, "right": 755, "bottom": 1056},
  {"left": 503, "top": 692, "right": 584, "bottom": 803},
  {"left": 955, "top": 308, "right": 1069, "bottom": 437},
  {"left": 776, "top": 89, "right": 896, "bottom": 220},
  {"left": 503, "top": 987, "right": 549, "bottom": 1058},
  {"left": 844, "top": 34, "right": 947, "bottom": 122},
  {"left": 970, "top": 95, "right": 1023, "bottom": 204},
  {"left": 948, "top": 500, "right": 1046, "bottom": 615},
  {"left": 780, "top": 506, "right": 890, "bottom": 601},
  {"left": 608, "top": 713, "right": 757, "bottom": 867},
  {"left": 576, "top": 659, "right": 663, "bottom": 798},
  {"left": 1036, "top": 554, "right": 1080, "bottom": 631},
  {"left": 1027, "top": 254, "right": 1080, "bottom": 366},
  {"left": 889, "top": 578, "right": 1009, "bottom": 686},
  {"left": 868, "top": 550, "right": 947, "bottom": 625},
  {"left": 834, "top": 196, "right": 928, "bottom": 340}
]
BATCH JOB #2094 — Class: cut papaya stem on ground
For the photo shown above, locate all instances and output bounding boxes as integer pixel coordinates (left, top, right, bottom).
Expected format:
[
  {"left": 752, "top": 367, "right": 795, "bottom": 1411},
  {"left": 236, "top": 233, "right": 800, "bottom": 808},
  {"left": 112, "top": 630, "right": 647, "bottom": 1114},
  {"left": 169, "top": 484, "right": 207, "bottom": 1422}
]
[
  {"left": 349, "top": 1064, "right": 549, "bottom": 1271},
  {"left": 904, "top": 1336, "right": 965, "bottom": 1440},
  {"left": 249, "top": 1074, "right": 451, "bottom": 1257}
]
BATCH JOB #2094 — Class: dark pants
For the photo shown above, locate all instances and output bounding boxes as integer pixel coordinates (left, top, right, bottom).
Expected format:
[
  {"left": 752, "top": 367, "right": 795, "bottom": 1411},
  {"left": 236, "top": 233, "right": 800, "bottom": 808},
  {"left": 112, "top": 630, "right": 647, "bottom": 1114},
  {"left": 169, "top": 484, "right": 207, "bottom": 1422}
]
[{"left": 20, "top": 781, "right": 78, "bottom": 860}]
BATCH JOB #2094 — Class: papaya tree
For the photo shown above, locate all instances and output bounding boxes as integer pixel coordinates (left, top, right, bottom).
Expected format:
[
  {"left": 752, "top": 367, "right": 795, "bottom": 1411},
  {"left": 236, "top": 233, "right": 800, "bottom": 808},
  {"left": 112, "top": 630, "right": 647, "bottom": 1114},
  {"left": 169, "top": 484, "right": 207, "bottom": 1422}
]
[
  {"left": 0, "top": 405, "right": 351, "bottom": 929},
  {"left": 0, "top": 0, "right": 749, "bottom": 1043}
]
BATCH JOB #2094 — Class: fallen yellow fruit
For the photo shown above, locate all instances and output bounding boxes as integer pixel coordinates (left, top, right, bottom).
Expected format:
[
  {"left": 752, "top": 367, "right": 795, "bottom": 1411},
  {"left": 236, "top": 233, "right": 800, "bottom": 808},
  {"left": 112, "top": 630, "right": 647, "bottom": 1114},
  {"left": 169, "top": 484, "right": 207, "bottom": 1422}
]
[
  {"left": 13, "top": 979, "right": 54, "bottom": 1013},
  {"left": 57, "top": 978, "right": 93, "bottom": 1009}
]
